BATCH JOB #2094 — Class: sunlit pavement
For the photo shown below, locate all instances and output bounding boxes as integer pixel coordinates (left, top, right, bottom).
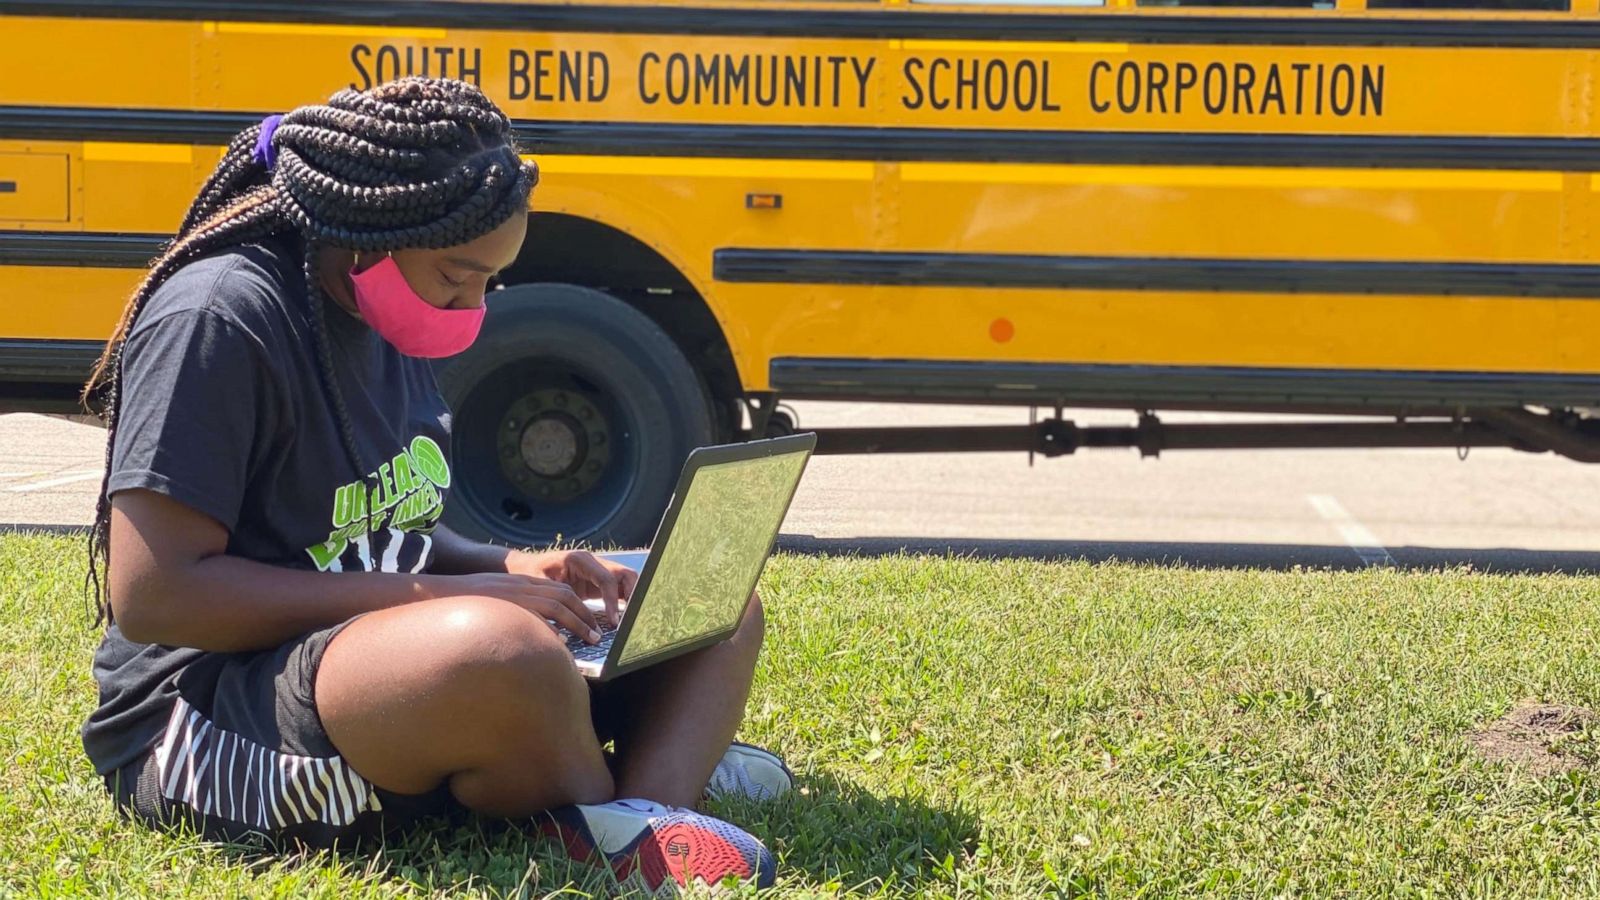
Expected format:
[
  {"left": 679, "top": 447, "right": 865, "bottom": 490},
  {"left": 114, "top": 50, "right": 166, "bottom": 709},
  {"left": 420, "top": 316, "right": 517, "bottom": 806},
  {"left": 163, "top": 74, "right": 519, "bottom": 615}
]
[{"left": 3, "top": 404, "right": 1596, "bottom": 571}]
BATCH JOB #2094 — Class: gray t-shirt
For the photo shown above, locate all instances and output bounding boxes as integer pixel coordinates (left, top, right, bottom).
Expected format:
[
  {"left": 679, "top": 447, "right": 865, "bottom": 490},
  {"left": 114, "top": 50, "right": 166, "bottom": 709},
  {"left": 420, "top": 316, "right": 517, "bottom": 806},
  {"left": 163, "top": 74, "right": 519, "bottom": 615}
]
[{"left": 81, "top": 235, "right": 453, "bottom": 776}]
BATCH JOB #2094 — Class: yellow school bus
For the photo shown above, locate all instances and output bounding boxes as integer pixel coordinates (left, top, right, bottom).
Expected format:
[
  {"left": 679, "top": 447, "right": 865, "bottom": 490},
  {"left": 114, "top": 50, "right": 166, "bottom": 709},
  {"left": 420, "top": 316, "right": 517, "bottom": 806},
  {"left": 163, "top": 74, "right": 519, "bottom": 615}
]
[{"left": 3, "top": 0, "right": 1600, "bottom": 547}]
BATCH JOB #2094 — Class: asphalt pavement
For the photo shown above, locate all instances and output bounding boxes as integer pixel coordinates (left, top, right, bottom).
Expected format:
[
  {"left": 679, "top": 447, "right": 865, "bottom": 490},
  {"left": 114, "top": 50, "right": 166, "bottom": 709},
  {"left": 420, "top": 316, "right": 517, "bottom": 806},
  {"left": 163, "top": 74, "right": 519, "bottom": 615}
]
[{"left": 1, "top": 404, "right": 1596, "bottom": 572}]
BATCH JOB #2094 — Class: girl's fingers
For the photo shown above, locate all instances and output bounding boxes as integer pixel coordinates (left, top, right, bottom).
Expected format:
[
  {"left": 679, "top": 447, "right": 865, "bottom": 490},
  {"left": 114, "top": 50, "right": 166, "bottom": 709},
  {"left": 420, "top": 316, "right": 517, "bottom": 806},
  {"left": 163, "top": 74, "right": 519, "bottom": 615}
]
[
  {"left": 616, "top": 565, "right": 639, "bottom": 599},
  {"left": 566, "top": 551, "right": 624, "bottom": 625},
  {"left": 531, "top": 583, "right": 600, "bottom": 639},
  {"left": 535, "top": 595, "right": 601, "bottom": 643}
]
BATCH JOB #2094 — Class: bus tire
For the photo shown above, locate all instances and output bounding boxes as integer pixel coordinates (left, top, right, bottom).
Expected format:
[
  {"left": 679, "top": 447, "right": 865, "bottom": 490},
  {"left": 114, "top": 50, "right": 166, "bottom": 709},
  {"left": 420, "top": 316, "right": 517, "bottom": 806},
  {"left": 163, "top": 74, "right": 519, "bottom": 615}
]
[{"left": 433, "top": 282, "right": 716, "bottom": 550}]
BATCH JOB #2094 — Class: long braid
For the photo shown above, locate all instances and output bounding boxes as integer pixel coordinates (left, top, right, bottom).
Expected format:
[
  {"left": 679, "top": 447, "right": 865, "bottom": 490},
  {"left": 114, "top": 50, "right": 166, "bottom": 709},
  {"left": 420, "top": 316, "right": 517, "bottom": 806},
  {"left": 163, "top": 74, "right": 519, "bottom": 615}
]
[
  {"left": 83, "top": 188, "right": 287, "bottom": 617},
  {"left": 178, "top": 125, "right": 272, "bottom": 235},
  {"left": 83, "top": 77, "right": 538, "bottom": 624},
  {"left": 301, "top": 243, "right": 369, "bottom": 481}
]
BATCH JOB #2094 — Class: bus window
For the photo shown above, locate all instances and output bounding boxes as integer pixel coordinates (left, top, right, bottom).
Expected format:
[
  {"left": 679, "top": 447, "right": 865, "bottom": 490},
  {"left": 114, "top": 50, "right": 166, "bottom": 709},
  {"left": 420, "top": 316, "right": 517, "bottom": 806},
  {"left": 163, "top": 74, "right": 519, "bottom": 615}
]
[
  {"left": 911, "top": 0, "right": 1106, "bottom": 6},
  {"left": 1137, "top": 0, "right": 1332, "bottom": 7},
  {"left": 1368, "top": 0, "right": 1567, "bottom": 8}
]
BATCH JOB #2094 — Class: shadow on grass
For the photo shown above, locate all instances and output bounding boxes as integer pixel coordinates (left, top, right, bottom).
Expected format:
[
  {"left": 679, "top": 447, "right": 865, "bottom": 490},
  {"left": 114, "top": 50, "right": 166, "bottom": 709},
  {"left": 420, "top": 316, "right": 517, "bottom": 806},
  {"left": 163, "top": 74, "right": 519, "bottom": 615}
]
[
  {"left": 178, "top": 772, "right": 978, "bottom": 896},
  {"left": 778, "top": 533, "right": 1600, "bottom": 575},
  {"left": 716, "top": 771, "right": 981, "bottom": 893}
]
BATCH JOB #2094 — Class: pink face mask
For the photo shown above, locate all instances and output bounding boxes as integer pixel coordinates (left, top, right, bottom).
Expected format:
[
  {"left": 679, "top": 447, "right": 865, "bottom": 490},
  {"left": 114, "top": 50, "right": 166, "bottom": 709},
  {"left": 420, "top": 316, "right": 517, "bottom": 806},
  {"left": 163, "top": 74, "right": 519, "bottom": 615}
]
[{"left": 349, "top": 254, "right": 485, "bottom": 359}]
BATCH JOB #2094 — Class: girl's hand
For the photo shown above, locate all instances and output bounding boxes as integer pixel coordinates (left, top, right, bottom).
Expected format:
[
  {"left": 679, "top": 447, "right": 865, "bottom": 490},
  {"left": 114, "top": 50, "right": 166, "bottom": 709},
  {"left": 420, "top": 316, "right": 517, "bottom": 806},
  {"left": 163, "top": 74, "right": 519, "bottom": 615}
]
[
  {"left": 508, "top": 549, "right": 638, "bottom": 627},
  {"left": 437, "top": 572, "right": 604, "bottom": 643}
]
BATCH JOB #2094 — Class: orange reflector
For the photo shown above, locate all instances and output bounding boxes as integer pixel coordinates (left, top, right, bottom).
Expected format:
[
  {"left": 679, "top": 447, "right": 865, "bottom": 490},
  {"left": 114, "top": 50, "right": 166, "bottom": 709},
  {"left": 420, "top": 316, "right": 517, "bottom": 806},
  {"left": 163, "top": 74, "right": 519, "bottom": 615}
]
[{"left": 745, "top": 193, "right": 783, "bottom": 210}]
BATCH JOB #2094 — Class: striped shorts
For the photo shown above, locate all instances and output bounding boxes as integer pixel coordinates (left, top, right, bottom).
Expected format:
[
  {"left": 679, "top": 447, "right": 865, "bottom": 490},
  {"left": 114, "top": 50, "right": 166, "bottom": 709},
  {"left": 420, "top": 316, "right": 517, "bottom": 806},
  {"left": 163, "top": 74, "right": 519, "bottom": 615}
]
[{"left": 105, "top": 619, "right": 456, "bottom": 847}]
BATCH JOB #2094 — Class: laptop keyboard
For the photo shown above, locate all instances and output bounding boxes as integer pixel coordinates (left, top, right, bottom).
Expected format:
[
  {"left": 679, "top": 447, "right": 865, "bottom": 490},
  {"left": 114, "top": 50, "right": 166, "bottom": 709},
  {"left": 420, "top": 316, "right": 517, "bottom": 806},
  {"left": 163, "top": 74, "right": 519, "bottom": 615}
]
[{"left": 563, "top": 619, "right": 618, "bottom": 662}]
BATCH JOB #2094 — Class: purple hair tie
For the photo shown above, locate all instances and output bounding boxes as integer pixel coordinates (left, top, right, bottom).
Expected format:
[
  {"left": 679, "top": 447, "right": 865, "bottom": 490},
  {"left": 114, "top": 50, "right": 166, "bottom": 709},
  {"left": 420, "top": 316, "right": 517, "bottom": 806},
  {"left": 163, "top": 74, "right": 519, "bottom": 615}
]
[{"left": 253, "top": 114, "right": 284, "bottom": 170}]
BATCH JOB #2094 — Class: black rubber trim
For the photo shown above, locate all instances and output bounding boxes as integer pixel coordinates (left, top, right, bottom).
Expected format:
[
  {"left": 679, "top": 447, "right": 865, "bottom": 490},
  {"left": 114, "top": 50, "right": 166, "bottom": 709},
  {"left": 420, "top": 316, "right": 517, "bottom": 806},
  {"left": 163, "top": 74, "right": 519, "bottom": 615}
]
[
  {"left": 771, "top": 358, "right": 1600, "bottom": 408},
  {"left": 0, "top": 231, "right": 165, "bottom": 268},
  {"left": 0, "top": 107, "right": 260, "bottom": 145},
  {"left": 8, "top": 1, "right": 1600, "bottom": 47},
  {"left": 0, "top": 339, "right": 104, "bottom": 382},
  {"left": 0, "top": 181, "right": 16, "bottom": 194},
  {"left": 7, "top": 106, "right": 1600, "bottom": 171},
  {"left": 516, "top": 121, "right": 1600, "bottom": 170},
  {"left": 715, "top": 249, "right": 1600, "bottom": 299}
]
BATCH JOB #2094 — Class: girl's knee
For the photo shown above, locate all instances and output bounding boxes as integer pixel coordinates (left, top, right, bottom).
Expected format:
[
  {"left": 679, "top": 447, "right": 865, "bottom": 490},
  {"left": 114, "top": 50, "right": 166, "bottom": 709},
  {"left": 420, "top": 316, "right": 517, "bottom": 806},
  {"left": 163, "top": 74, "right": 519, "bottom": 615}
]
[
  {"left": 325, "top": 596, "right": 584, "bottom": 719},
  {"left": 730, "top": 591, "right": 765, "bottom": 655},
  {"left": 420, "top": 596, "right": 575, "bottom": 687}
]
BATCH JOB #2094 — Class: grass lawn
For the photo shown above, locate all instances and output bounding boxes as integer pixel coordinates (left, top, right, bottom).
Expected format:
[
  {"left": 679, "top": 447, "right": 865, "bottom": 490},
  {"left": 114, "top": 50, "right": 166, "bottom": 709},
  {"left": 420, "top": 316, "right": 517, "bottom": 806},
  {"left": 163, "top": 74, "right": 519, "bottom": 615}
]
[{"left": 5, "top": 531, "right": 1600, "bottom": 897}]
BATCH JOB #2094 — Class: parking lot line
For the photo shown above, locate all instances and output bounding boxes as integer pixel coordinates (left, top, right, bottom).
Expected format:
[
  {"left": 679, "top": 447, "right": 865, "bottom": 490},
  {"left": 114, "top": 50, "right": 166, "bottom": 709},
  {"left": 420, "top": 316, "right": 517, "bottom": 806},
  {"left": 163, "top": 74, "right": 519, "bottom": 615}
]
[
  {"left": 1307, "top": 494, "right": 1395, "bottom": 567},
  {"left": 8, "top": 471, "right": 104, "bottom": 493}
]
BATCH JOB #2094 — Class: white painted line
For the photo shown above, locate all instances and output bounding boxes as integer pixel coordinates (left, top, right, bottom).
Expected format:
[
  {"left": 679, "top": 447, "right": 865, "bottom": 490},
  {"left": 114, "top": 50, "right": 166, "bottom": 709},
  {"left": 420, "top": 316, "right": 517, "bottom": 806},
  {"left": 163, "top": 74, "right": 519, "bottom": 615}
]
[
  {"left": 0, "top": 472, "right": 40, "bottom": 480},
  {"left": 1307, "top": 494, "right": 1395, "bottom": 567},
  {"left": 8, "top": 471, "right": 103, "bottom": 493}
]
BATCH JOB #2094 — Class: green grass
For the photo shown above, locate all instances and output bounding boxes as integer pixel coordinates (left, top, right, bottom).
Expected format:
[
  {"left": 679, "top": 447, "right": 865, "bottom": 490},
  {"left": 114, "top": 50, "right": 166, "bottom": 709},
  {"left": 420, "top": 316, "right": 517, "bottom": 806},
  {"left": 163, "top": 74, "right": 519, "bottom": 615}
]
[{"left": 5, "top": 532, "right": 1600, "bottom": 897}]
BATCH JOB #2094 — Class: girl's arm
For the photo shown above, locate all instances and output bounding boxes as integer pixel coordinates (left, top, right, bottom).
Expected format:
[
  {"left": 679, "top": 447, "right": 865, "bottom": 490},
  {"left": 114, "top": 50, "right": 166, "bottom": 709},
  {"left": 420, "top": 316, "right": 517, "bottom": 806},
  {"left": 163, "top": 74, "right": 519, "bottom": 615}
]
[
  {"left": 428, "top": 525, "right": 637, "bottom": 627},
  {"left": 109, "top": 488, "right": 606, "bottom": 653},
  {"left": 427, "top": 524, "right": 513, "bottom": 574}
]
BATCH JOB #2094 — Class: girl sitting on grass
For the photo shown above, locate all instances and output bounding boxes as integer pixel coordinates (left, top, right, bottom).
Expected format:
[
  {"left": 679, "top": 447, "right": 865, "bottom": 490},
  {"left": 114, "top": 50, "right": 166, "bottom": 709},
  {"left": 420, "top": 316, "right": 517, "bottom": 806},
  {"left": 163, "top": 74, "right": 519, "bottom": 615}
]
[{"left": 80, "top": 76, "right": 788, "bottom": 895}]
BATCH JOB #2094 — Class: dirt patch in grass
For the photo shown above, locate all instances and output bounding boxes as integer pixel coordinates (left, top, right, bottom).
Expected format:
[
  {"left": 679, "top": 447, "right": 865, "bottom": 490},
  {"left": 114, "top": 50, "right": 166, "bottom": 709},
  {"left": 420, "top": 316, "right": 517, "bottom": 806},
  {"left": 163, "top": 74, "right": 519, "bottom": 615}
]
[{"left": 1470, "top": 701, "right": 1596, "bottom": 775}]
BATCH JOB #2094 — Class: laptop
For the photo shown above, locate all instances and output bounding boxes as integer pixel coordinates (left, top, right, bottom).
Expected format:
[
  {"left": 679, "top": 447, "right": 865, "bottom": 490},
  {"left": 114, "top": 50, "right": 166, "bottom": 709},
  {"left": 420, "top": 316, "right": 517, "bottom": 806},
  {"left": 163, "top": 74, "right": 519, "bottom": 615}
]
[{"left": 557, "top": 432, "right": 816, "bottom": 681}]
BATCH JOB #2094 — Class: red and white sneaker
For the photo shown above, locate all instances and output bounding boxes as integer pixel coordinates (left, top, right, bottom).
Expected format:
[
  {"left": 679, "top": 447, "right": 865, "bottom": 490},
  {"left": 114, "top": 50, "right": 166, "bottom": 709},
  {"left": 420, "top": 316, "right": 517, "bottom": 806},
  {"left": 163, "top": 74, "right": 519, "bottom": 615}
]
[
  {"left": 704, "top": 741, "right": 794, "bottom": 803},
  {"left": 543, "top": 798, "right": 776, "bottom": 895}
]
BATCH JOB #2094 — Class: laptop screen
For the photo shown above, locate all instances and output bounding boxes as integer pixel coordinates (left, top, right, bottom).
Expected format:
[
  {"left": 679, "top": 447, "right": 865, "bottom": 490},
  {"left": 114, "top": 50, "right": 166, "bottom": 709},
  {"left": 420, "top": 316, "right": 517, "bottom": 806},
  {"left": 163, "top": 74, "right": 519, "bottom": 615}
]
[{"left": 617, "top": 448, "right": 809, "bottom": 666}]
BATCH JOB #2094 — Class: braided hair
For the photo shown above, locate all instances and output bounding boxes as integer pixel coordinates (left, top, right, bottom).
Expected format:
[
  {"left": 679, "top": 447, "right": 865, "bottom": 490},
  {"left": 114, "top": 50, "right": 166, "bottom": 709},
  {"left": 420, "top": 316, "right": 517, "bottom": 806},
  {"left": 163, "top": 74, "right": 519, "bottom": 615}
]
[{"left": 81, "top": 77, "right": 538, "bottom": 623}]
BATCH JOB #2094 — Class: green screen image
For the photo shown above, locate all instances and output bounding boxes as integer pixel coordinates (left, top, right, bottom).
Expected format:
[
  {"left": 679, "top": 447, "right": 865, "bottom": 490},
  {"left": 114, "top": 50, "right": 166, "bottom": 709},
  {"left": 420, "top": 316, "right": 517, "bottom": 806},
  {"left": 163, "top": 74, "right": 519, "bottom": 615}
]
[{"left": 618, "top": 451, "right": 807, "bottom": 666}]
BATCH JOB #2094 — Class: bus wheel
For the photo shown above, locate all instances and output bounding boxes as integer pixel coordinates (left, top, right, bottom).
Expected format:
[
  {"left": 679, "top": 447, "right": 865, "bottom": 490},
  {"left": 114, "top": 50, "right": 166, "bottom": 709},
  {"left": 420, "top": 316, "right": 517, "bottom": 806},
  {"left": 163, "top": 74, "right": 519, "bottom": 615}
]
[{"left": 433, "top": 283, "right": 715, "bottom": 549}]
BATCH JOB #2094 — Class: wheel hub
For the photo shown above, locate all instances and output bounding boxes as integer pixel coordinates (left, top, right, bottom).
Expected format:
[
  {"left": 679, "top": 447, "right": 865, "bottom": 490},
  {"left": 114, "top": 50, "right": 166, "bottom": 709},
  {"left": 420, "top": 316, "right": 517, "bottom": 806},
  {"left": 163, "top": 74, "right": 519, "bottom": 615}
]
[
  {"left": 497, "top": 388, "right": 613, "bottom": 502},
  {"left": 520, "top": 416, "right": 580, "bottom": 476}
]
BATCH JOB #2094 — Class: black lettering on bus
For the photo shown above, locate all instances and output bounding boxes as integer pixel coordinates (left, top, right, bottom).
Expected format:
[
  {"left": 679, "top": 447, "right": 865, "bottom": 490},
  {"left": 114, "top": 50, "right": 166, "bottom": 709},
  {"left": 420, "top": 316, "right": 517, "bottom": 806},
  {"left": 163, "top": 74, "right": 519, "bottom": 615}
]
[
  {"left": 1361, "top": 64, "right": 1384, "bottom": 116},
  {"left": 638, "top": 51, "right": 660, "bottom": 104},
  {"left": 1203, "top": 62, "right": 1227, "bottom": 115},
  {"left": 984, "top": 59, "right": 1008, "bottom": 112},
  {"left": 1174, "top": 62, "right": 1197, "bottom": 114},
  {"left": 828, "top": 56, "right": 846, "bottom": 106},
  {"left": 1041, "top": 60, "right": 1060, "bottom": 112},
  {"left": 1089, "top": 60, "right": 1111, "bottom": 113},
  {"left": 852, "top": 57, "right": 876, "bottom": 108},
  {"left": 588, "top": 52, "right": 609, "bottom": 101},
  {"left": 1146, "top": 62, "right": 1170, "bottom": 114},
  {"left": 351, "top": 44, "right": 373, "bottom": 91},
  {"left": 559, "top": 51, "right": 583, "bottom": 101},
  {"left": 782, "top": 56, "right": 805, "bottom": 106},
  {"left": 813, "top": 56, "right": 824, "bottom": 107},
  {"left": 666, "top": 53, "right": 690, "bottom": 104},
  {"left": 459, "top": 48, "right": 482, "bottom": 87},
  {"left": 510, "top": 49, "right": 530, "bottom": 100},
  {"left": 1233, "top": 63, "right": 1256, "bottom": 115},
  {"left": 1315, "top": 63, "right": 1326, "bottom": 115},
  {"left": 695, "top": 54, "right": 721, "bottom": 104},
  {"left": 903, "top": 58, "right": 926, "bottom": 110},
  {"left": 726, "top": 54, "right": 751, "bottom": 105},
  {"left": 1116, "top": 61, "right": 1140, "bottom": 114},
  {"left": 1014, "top": 59, "right": 1039, "bottom": 113},
  {"left": 956, "top": 59, "right": 979, "bottom": 110},
  {"left": 1260, "top": 64, "right": 1285, "bottom": 115},
  {"left": 1291, "top": 63, "right": 1310, "bottom": 115},
  {"left": 1330, "top": 63, "right": 1355, "bottom": 116},
  {"left": 929, "top": 58, "right": 951, "bottom": 111},
  {"left": 531, "top": 49, "right": 554, "bottom": 101},
  {"left": 376, "top": 45, "right": 401, "bottom": 84},
  {"left": 756, "top": 55, "right": 778, "bottom": 106}
]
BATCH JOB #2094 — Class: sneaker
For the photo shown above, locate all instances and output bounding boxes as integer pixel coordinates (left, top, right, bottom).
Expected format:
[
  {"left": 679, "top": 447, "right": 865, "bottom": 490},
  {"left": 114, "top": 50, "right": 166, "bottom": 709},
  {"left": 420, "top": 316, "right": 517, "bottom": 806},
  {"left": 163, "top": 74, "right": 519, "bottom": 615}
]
[
  {"left": 704, "top": 741, "right": 795, "bottom": 803},
  {"left": 542, "top": 798, "right": 776, "bottom": 895}
]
